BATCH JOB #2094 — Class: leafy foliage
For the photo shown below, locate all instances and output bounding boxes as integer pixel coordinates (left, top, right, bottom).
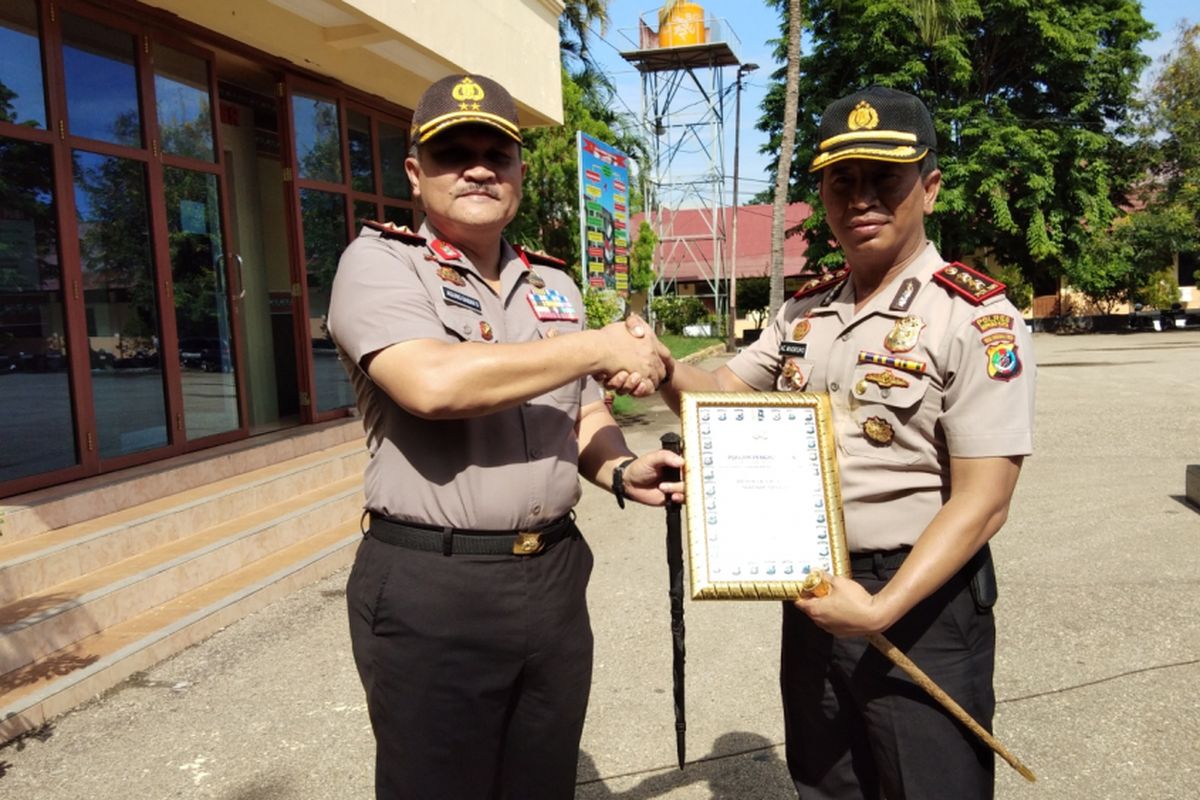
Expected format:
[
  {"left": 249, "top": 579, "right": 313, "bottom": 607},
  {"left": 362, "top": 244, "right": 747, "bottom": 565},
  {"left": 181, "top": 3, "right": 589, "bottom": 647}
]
[
  {"left": 583, "top": 288, "right": 622, "bottom": 329},
  {"left": 507, "top": 67, "right": 642, "bottom": 276},
  {"left": 736, "top": 276, "right": 774, "bottom": 328},
  {"left": 628, "top": 221, "right": 658, "bottom": 294},
  {"left": 757, "top": 0, "right": 1155, "bottom": 296},
  {"left": 650, "top": 295, "right": 708, "bottom": 335}
]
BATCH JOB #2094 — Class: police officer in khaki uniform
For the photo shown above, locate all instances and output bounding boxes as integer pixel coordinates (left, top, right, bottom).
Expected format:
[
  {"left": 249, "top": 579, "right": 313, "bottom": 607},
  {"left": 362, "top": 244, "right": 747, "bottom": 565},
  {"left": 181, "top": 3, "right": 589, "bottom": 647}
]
[
  {"left": 328, "top": 74, "right": 682, "bottom": 800},
  {"left": 654, "top": 87, "right": 1035, "bottom": 798}
]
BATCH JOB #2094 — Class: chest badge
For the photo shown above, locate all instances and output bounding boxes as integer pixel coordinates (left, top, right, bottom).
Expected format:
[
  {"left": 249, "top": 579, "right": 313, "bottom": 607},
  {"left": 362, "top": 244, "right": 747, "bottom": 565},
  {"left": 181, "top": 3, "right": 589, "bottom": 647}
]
[
  {"left": 527, "top": 288, "right": 578, "bottom": 322},
  {"left": 780, "top": 358, "right": 807, "bottom": 390},
  {"left": 862, "top": 416, "right": 895, "bottom": 446},
  {"left": 865, "top": 370, "right": 910, "bottom": 389},
  {"left": 884, "top": 314, "right": 925, "bottom": 353},
  {"left": 436, "top": 265, "right": 465, "bottom": 287},
  {"left": 792, "top": 320, "right": 811, "bottom": 341}
]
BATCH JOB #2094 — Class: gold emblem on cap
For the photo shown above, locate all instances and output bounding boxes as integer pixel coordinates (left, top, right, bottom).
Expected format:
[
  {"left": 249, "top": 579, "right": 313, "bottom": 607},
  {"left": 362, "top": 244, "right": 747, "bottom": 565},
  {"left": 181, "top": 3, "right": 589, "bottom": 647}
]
[
  {"left": 848, "top": 101, "right": 879, "bottom": 131},
  {"left": 451, "top": 77, "right": 485, "bottom": 104},
  {"left": 884, "top": 315, "right": 926, "bottom": 353},
  {"left": 862, "top": 416, "right": 894, "bottom": 445}
]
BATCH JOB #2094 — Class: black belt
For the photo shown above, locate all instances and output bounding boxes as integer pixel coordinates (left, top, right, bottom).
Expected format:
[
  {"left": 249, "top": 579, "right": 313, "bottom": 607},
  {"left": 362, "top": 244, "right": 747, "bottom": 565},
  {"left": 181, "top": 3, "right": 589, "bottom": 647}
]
[
  {"left": 848, "top": 547, "right": 912, "bottom": 574},
  {"left": 367, "top": 511, "right": 575, "bottom": 556}
]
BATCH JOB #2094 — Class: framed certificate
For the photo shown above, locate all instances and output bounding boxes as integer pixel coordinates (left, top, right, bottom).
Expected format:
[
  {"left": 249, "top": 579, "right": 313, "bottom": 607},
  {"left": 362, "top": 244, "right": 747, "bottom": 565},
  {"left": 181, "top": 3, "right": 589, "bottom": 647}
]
[{"left": 679, "top": 392, "right": 849, "bottom": 600}]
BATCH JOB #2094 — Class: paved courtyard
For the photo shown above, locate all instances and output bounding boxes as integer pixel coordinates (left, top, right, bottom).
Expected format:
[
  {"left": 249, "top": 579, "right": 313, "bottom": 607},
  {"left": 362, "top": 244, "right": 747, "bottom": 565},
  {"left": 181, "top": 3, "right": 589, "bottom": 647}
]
[{"left": 1, "top": 330, "right": 1197, "bottom": 799}]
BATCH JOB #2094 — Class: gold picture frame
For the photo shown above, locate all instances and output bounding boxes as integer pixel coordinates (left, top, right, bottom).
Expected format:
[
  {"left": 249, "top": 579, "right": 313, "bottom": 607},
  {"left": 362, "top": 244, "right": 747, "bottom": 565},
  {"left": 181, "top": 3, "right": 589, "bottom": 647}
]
[{"left": 680, "top": 392, "right": 850, "bottom": 600}]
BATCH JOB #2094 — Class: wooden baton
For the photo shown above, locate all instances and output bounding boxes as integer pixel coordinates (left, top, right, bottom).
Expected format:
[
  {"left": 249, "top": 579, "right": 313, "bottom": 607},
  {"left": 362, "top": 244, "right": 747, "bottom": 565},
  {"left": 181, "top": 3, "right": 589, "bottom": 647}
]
[{"left": 799, "top": 571, "right": 1036, "bottom": 783}]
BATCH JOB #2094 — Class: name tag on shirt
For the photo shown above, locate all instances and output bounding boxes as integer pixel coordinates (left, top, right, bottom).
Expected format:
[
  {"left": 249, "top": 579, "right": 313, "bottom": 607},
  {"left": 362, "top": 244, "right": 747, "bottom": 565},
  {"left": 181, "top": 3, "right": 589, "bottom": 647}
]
[
  {"left": 779, "top": 341, "right": 807, "bottom": 358},
  {"left": 442, "top": 286, "right": 482, "bottom": 313},
  {"left": 527, "top": 289, "right": 579, "bottom": 322}
]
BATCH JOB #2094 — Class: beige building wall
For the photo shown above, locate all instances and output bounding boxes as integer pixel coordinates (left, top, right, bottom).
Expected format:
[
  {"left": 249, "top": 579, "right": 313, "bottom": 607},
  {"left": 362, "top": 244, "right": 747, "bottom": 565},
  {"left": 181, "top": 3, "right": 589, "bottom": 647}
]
[{"left": 140, "top": 0, "right": 565, "bottom": 124}]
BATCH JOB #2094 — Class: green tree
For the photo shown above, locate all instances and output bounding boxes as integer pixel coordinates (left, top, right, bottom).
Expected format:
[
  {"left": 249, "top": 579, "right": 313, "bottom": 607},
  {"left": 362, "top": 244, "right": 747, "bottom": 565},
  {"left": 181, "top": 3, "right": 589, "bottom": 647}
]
[
  {"left": 736, "top": 276, "right": 773, "bottom": 329},
  {"left": 757, "top": 0, "right": 1155, "bottom": 295},
  {"left": 628, "top": 220, "right": 657, "bottom": 294},
  {"left": 508, "top": 66, "right": 641, "bottom": 275}
]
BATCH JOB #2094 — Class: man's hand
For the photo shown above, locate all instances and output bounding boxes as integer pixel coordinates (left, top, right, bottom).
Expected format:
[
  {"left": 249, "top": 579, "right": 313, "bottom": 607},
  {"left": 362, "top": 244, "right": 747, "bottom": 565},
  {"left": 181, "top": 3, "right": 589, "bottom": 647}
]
[
  {"left": 619, "top": 449, "right": 686, "bottom": 506},
  {"left": 793, "top": 574, "right": 890, "bottom": 637},
  {"left": 601, "top": 314, "right": 674, "bottom": 397}
]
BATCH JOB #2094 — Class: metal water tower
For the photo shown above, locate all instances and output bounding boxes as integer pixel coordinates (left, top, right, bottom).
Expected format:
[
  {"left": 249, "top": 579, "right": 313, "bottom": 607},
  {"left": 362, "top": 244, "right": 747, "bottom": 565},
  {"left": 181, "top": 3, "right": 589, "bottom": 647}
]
[{"left": 619, "top": 3, "right": 746, "bottom": 328}]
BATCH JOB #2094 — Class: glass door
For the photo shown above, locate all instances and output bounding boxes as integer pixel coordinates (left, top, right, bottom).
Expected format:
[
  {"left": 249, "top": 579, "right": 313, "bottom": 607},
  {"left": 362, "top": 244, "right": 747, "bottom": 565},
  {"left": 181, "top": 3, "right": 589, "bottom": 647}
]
[{"left": 148, "top": 38, "right": 244, "bottom": 444}]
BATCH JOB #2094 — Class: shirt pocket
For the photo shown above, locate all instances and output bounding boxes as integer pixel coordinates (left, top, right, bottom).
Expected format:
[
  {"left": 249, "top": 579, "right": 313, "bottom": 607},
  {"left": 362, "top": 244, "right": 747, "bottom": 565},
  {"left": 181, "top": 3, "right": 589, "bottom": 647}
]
[
  {"left": 841, "top": 364, "right": 931, "bottom": 464},
  {"left": 434, "top": 303, "right": 487, "bottom": 343}
]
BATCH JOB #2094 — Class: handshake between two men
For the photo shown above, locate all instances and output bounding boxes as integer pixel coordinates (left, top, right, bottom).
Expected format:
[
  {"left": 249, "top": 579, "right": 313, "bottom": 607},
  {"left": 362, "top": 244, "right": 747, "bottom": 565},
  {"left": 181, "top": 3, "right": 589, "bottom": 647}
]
[{"left": 591, "top": 314, "right": 675, "bottom": 398}]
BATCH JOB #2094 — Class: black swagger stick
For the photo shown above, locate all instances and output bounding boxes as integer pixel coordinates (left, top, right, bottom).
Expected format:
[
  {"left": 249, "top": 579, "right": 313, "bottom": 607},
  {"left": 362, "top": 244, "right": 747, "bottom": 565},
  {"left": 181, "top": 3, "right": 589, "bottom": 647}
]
[{"left": 660, "top": 431, "right": 686, "bottom": 769}]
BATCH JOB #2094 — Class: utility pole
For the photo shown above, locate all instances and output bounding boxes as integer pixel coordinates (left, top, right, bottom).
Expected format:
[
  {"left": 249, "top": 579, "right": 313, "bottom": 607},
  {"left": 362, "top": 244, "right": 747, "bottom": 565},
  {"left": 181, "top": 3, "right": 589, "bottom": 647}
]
[{"left": 727, "top": 62, "right": 758, "bottom": 352}]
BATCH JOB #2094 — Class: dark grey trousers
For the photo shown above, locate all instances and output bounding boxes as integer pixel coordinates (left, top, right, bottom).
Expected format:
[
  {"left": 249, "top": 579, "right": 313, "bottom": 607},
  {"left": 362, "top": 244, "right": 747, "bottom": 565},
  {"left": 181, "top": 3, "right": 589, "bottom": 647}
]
[
  {"left": 781, "top": 559, "right": 996, "bottom": 799},
  {"left": 347, "top": 526, "right": 594, "bottom": 800}
]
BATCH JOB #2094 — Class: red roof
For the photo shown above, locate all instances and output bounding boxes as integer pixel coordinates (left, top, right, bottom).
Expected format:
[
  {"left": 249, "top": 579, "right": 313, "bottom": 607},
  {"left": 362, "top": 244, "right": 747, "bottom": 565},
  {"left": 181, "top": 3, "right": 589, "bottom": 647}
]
[{"left": 632, "top": 203, "right": 813, "bottom": 284}]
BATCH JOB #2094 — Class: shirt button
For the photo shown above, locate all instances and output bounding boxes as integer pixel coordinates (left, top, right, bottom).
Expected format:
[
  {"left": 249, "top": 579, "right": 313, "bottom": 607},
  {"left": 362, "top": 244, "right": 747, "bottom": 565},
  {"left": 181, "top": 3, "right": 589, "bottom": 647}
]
[
  {"left": 840, "top": 333, "right": 850, "bottom": 342},
  {"left": 532, "top": 503, "right": 542, "bottom": 514},
  {"left": 830, "top": 382, "right": 840, "bottom": 393},
  {"left": 461, "top": 324, "right": 472, "bottom": 336},
  {"left": 530, "top": 448, "right": 542, "bottom": 459}
]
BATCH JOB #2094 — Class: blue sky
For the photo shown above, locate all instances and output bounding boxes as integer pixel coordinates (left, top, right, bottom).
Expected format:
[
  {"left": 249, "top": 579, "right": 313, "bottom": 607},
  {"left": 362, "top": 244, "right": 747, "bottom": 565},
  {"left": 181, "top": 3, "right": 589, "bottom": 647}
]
[{"left": 588, "top": 1, "right": 1192, "bottom": 203}]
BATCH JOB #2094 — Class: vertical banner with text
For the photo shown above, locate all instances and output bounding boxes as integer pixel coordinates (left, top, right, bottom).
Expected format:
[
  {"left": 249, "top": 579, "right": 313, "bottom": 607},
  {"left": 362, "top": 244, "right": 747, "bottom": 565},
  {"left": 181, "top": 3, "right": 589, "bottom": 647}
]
[{"left": 577, "top": 132, "right": 631, "bottom": 296}]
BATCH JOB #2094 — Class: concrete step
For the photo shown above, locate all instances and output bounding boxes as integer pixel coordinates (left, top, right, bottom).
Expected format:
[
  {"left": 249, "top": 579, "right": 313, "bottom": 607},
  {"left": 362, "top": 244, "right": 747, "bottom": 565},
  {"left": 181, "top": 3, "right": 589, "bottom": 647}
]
[
  {"left": 0, "top": 441, "right": 366, "bottom": 607},
  {"left": 0, "top": 517, "right": 361, "bottom": 743},
  {"left": 0, "top": 418, "right": 363, "bottom": 542},
  {"left": 0, "top": 476, "right": 363, "bottom": 676}
]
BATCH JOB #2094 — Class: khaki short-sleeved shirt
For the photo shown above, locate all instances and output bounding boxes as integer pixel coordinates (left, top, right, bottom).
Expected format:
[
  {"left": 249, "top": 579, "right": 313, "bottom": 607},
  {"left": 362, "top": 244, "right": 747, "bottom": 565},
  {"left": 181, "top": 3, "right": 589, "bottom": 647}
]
[
  {"left": 327, "top": 222, "right": 602, "bottom": 530},
  {"left": 729, "top": 243, "right": 1035, "bottom": 551}
]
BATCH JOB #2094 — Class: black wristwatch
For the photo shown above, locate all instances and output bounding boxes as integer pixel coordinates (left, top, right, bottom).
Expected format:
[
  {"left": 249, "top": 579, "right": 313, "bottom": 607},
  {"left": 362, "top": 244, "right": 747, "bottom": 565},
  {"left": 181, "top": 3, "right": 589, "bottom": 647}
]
[{"left": 612, "top": 457, "right": 638, "bottom": 509}]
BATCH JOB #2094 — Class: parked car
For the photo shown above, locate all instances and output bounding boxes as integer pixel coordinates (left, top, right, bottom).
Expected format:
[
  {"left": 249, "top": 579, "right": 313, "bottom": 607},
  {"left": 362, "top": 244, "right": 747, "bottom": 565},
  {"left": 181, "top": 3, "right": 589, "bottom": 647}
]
[{"left": 179, "top": 337, "right": 231, "bottom": 372}]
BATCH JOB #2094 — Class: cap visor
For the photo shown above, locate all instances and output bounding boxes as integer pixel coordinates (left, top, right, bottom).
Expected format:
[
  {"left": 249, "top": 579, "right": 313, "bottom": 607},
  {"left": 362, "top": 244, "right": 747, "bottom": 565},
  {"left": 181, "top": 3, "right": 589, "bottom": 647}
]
[
  {"left": 809, "top": 145, "right": 928, "bottom": 172},
  {"left": 416, "top": 114, "right": 522, "bottom": 145}
]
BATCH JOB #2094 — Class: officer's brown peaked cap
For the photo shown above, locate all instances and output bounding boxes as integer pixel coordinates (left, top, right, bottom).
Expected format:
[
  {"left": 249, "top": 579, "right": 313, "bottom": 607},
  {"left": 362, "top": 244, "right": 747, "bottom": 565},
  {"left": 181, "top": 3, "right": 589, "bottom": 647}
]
[
  {"left": 809, "top": 86, "right": 936, "bottom": 172},
  {"left": 411, "top": 74, "right": 523, "bottom": 146}
]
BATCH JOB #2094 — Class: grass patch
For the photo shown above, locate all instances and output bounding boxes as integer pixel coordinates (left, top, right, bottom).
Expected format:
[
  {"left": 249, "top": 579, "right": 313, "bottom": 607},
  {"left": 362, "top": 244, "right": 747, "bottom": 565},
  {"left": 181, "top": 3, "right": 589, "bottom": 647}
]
[
  {"left": 610, "top": 393, "right": 637, "bottom": 416},
  {"left": 659, "top": 335, "right": 723, "bottom": 359}
]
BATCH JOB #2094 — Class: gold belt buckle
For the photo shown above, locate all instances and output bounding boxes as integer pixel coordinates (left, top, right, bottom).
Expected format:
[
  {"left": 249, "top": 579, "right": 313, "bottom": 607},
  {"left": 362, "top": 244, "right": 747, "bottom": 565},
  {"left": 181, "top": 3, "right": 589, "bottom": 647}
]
[{"left": 513, "top": 531, "right": 545, "bottom": 555}]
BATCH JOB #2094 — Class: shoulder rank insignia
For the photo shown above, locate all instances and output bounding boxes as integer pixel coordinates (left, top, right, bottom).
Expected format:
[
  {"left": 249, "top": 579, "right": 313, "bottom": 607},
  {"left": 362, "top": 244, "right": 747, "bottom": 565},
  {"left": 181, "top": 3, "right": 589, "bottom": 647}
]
[
  {"left": 932, "top": 262, "right": 1005, "bottom": 304},
  {"left": 515, "top": 246, "right": 568, "bottom": 271},
  {"left": 361, "top": 219, "right": 425, "bottom": 246},
  {"left": 792, "top": 266, "right": 851, "bottom": 301}
]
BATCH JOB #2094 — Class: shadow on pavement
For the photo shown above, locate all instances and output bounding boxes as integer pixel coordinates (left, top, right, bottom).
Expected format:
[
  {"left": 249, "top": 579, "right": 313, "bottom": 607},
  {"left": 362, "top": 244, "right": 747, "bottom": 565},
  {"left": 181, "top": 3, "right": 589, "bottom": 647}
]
[{"left": 577, "top": 732, "right": 792, "bottom": 800}]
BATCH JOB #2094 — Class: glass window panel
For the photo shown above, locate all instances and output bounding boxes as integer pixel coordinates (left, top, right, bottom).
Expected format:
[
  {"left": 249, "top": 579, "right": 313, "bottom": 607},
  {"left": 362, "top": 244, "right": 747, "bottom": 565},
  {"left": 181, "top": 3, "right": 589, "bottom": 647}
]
[
  {"left": 154, "top": 45, "right": 214, "bottom": 162},
  {"left": 379, "top": 121, "right": 410, "bottom": 199},
  {"left": 62, "top": 12, "right": 141, "bottom": 148},
  {"left": 353, "top": 200, "right": 377, "bottom": 227},
  {"left": 74, "top": 150, "right": 167, "bottom": 458},
  {"left": 299, "top": 188, "right": 352, "bottom": 412},
  {"left": 347, "top": 109, "right": 373, "bottom": 193},
  {"left": 0, "top": 137, "right": 76, "bottom": 483},
  {"left": 0, "top": 0, "right": 47, "bottom": 128},
  {"left": 382, "top": 206, "right": 413, "bottom": 230},
  {"left": 163, "top": 166, "right": 239, "bottom": 439},
  {"left": 293, "top": 93, "right": 341, "bottom": 183}
]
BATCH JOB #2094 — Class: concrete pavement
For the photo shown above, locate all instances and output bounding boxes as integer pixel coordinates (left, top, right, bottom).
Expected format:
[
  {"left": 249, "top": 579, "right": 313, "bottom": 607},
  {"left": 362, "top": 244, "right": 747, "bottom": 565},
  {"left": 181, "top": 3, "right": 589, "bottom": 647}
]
[{"left": 0, "top": 330, "right": 1197, "bottom": 799}]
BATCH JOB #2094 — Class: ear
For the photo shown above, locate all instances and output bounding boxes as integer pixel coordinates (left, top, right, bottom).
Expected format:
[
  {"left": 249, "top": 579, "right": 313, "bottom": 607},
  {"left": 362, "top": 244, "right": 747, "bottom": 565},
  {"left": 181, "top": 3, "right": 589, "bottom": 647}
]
[
  {"left": 404, "top": 156, "right": 422, "bottom": 199},
  {"left": 922, "top": 169, "right": 942, "bottom": 214}
]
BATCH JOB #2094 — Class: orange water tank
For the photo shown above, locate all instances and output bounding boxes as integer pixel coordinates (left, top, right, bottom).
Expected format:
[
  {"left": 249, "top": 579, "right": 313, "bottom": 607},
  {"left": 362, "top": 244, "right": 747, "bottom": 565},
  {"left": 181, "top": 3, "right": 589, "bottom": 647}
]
[{"left": 658, "top": 2, "right": 707, "bottom": 47}]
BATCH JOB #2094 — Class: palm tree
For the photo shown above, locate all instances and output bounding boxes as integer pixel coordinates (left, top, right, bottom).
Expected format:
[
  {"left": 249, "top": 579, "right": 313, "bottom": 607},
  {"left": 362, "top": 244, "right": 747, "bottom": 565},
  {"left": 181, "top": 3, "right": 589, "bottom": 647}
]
[{"left": 769, "top": 0, "right": 803, "bottom": 320}]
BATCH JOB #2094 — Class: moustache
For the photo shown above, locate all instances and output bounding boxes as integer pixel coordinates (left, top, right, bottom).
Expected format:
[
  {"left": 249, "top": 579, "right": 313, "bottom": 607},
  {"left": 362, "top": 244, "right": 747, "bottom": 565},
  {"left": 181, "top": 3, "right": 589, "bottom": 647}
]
[{"left": 454, "top": 183, "right": 500, "bottom": 199}]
